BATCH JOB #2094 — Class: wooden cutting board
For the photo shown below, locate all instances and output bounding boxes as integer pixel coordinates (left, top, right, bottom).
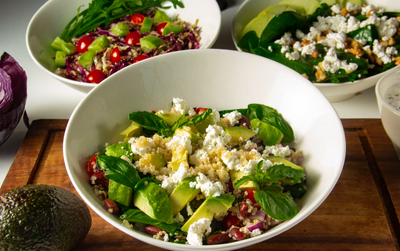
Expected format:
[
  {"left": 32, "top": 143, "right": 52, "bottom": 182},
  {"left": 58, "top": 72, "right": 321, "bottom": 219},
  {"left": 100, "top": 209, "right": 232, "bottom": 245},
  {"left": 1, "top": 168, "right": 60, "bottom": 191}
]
[{"left": 1, "top": 119, "right": 400, "bottom": 251}]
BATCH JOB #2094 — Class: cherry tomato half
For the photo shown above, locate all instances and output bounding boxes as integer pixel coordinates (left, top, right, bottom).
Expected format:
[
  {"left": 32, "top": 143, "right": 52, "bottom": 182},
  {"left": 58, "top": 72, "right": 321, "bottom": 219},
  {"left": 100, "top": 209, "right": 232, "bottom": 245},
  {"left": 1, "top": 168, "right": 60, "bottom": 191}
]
[
  {"left": 195, "top": 107, "right": 208, "bottom": 114},
  {"left": 76, "top": 36, "right": 94, "bottom": 53},
  {"left": 133, "top": 54, "right": 150, "bottom": 63},
  {"left": 110, "top": 47, "right": 121, "bottom": 64},
  {"left": 244, "top": 188, "right": 257, "bottom": 204},
  {"left": 86, "top": 153, "right": 98, "bottom": 176},
  {"left": 156, "top": 22, "right": 168, "bottom": 35},
  {"left": 131, "top": 13, "right": 145, "bottom": 24},
  {"left": 87, "top": 69, "right": 105, "bottom": 83},
  {"left": 125, "top": 31, "right": 141, "bottom": 46}
]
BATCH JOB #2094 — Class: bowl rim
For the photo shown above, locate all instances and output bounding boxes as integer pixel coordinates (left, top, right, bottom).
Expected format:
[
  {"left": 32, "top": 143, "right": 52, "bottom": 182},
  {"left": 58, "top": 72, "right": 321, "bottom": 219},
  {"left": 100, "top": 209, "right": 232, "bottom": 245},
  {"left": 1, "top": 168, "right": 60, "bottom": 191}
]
[
  {"left": 63, "top": 48, "right": 346, "bottom": 250},
  {"left": 376, "top": 69, "right": 400, "bottom": 116},
  {"left": 25, "top": 0, "right": 221, "bottom": 89}
]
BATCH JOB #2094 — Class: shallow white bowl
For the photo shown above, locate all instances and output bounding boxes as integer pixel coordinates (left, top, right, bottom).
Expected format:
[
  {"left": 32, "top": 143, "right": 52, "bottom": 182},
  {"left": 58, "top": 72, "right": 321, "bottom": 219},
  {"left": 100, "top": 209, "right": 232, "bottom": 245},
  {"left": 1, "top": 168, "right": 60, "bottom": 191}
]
[
  {"left": 232, "top": 0, "right": 400, "bottom": 102},
  {"left": 63, "top": 49, "right": 346, "bottom": 250},
  {"left": 26, "top": 0, "right": 221, "bottom": 93},
  {"left": 376, "top": 70, "right": 400, "bottom": 150}
]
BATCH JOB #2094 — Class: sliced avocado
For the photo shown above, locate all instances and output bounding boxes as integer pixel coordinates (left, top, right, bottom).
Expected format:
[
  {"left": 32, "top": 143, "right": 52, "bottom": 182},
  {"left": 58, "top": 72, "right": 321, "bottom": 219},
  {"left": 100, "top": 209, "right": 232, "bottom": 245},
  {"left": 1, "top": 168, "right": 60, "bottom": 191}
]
[
  {"left": 154, "top": 10, "right": 171, "bottom": 23},
  {"left": 225, "top": 126, "right": 256, "bottom": 144},
  {"left": 250, "top": 118, "right": 283, "bottom": 146},
  {"left": 317, "top": 0, "right": 336, "bottom": 6},
  {"left": 278, "top": 0, "right": 320, "bottom": 15},
  {"left": 140, "top": 35, "right": 164, "bottom": 51},
  {"left": 181, "top": 194, "right": 235, "bottom": 232},
  {"left": 169, "top": 177, "right": 200, "bottom": 216},
  {"left": 0, "top": 184, "right": 91, "bottom": 250},
  {"left": 258, "top": 4, "right": 297, "bottom": 16},
  {"left": 155, "top": 110, "right": 184, "bottom": 127},
  {"left": 143, "top": 153, "right": 166, "bottom": 169},
  {"left": 120, "top": 121, "right": 143, "bottom": 142},
  {"left": 162, "top": 22, "right": 184, "bottom": 36},
  {"left": 141, "top": 17, "right": 153, "bottom": 33},
  {"left": 108, "top": 179, "right": 133, "bottom": 207},
  {"left": 133, "top": 182, "right": 174, "bottom": 224},
  {"left": 194, "top": 119, "right": 212, "bottom": 134},
  {"left": 230, "top": 170, "right": 260, "bottom": 190},
  {"left": 169, "top": 148, "right": 188, "bottom": 171},
  {"left": 264, "top": 156, "right": 303, "bottom": 171},
  {"left": 174, "top": 126, "right": 202, "bottom": 142}
]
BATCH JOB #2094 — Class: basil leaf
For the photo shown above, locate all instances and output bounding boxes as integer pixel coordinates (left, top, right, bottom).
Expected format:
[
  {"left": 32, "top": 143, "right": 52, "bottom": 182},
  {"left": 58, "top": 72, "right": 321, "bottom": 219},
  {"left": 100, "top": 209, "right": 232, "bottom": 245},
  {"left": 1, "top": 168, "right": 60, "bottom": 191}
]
[
  {"left": 171, "top": 114, "right": 189, "bottom": 132},
  {"left": 96, "top": 155, "right": 141, "bottom": 189},
  {"left": 105, "top": 142, "right": 134, "bottom": 161},
  {"left": 129, "top": 111, "right": 173, "bottom": 136},
  {"left": 247, "top": 103, "right": 294, "bottom": 143},
  {"left": 233, "top": 175, "right": 258, "bottom": 190},
  {"left": 255, "top": 184, "right": 297, "bottom": 221},
  {"left": 121, "top": 209, "right": 182, "bottom": 234},
  {"left": 181, "top": 108, "right": 212, "bottom": 127},
  {"left": 284, "top": 176, "right": 307, "bottom": 199},
  {"left": 267, "top": 164, "right": 305, "bottom": 182}
]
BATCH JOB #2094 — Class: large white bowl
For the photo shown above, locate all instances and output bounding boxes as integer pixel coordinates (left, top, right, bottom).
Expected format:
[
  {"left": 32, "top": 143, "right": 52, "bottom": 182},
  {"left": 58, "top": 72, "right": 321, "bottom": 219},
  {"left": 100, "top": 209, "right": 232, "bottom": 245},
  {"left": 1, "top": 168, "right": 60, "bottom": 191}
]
[
  {"left": 63, "top": 49, "right": 346, "bottom": 250},
  {"left": 376, "top": 70, "right": 400, "bottom": 150},
  {"left": 26, "top": 0, "right": 221, "bottom": 93},
  {"left": 232, "top": 0, "right": 400, "bottom": 102}
]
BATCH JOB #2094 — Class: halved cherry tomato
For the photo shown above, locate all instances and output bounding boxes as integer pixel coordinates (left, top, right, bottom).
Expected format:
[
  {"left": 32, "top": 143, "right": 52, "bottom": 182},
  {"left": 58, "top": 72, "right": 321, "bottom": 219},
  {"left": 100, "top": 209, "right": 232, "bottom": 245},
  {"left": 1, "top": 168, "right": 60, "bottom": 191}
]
[
  {"left": 110, "top": 47, "right": 121, "bottom": 64},
  {"left": 125, "top": 31, "right": 141, "bottom": 45},
  {"left": 156, "top": 22, "right": 168, "bottom": 34},
  {"left": 86, "top": 153, "right": 98, "bottom": 176},
  {"left": 131, "top": 13, "right": 145, "bottom": 24},
  {"left": 133, "top": 54, "right": 150, "bottom": 63},
  {"left": 195, "top": 107, "right": 208, "bottom": 114},
  {"left": 244, "top": 188, "right": 257, "bottom": 204},
  {"left": 76, "top": 36, "right": 94, "bottom": 53},
  {"left": 222, "top": 213, "right": 240, "bottom": 230},
  {"left": 87, "top": 69, "right": 105, "bottom": 83}
]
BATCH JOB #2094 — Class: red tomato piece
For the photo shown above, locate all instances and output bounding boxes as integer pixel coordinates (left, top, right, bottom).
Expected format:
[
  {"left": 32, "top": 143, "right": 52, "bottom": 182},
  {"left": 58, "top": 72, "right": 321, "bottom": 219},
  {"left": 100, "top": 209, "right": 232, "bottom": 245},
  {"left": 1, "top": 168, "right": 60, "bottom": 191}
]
[
  {"left": 133, "top": 54, "right": 150, "bottom": 63},
  {"left": 222, "top": 213, "right": 240, "bottom": 230},
  {"left": 76, "top": 36, "right": 94, "bottom": 53},
  {"left": 244, "top": 188, "right": 257, "bottom": 204},
  {"left": 156, "top": 22, "right": 168, "bottom": 34},
  {"left": 195, "top": 107, "right": 208, "bottom": 114},
  {"left": 125, "top": 31, "right": 141, "bottom": 45},
  {"left": 131, "top": 13, "right": 145, "bottom": 24},
  {"left": 110, "top": 47, "right": 121, "bottom": 64},
  {"left": 86, "top": 153, "right": 98, "bottom": 176},
  {"left": 87, "top": 69, "right": 105, "bottom": 83}
]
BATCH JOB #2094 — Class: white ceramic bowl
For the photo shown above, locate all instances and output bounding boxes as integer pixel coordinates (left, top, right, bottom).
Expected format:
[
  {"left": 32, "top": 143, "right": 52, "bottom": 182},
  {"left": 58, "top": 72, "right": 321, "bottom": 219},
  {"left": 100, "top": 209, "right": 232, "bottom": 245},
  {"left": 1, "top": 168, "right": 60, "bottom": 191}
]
[
  {"left": 376, "top": 70, "right": 400, "bottom": 150},
  {"left": 63, "top": 49, "right": 345, "bottom": 250},
  {"left": 26, "top": 0, "right": 221, "bottom": 93},
  {"left": 232, "top": 0, "right": 400, "bottom": 102}
]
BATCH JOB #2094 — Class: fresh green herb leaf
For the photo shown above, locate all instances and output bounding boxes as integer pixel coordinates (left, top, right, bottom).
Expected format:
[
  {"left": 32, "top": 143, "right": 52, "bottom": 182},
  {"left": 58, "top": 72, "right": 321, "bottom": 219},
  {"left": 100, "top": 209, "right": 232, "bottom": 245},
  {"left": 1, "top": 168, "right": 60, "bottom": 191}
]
[
  {"left": 96, "top": 155, "right": 141, "bottom": 188},
  {"left": 181, "top": 108, "right": 212, "bottom": 127},
  {"left": 255, "top": 184, "right": 298, "bottom": 220},
  {"left": 121, "top": 209, "right": 182, "bottom": 233},
  {"left": 129, "top": 111, "right": 173, "bottom": 136},
  {"left": 105, "top": 142, "right": 134, "bottom": 161},
  {"left": 267, "top": 164, "right": 305, "bottom": 183}
]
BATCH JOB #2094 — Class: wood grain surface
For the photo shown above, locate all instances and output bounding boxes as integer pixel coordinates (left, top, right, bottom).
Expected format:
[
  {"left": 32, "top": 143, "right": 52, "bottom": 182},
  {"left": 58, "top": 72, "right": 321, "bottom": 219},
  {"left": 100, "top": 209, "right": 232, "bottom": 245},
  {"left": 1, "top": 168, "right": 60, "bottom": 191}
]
[{"left": 1, "top": 119, "right": 399, "bottom": 251}]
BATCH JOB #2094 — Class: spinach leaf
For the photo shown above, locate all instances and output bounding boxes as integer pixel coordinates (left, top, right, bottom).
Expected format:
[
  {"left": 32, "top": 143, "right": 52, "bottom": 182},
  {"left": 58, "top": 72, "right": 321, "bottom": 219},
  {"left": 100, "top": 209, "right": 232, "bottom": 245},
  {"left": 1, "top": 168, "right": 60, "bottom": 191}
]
[
  {"left": 247, "top": 103, "right": 294, "bottom": 143},
  {"left": 284, "top": 176, "right": 307, "bottom": 199},
  {"left": 347, "top": 24, "right": 379, "bottom": 46},
  {"left": 237, "top": 30, "right": 259, "bottom": 53},
  {"left": 255, "top": 45, "right": 314, "bottom": 78},
  {"left": 121, "top": 209, "right": 182, "bottom": 234},
  {"left": 129, "top": 111, "right": 173, "bottom": 137},
  {"left": 254, "top": 184, "right": 298, "bottom": 221},
  {"left": 267, "top": 164, "right": 305, "bottom": 184},
  {"left": 105, "top": 142, "right": 134, "bottom": 161},
  {"left": 96, "top": 155, "right": 141, "bottom": 189}
]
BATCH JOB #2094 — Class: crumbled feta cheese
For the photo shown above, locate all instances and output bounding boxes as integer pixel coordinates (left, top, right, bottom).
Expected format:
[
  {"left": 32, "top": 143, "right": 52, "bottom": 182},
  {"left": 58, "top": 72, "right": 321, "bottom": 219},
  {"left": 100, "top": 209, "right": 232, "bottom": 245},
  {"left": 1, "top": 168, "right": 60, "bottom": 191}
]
[
  {"left": 167, "top": 134, "right": 192, "bottom": 154},
  {"left": 250, "top": 228, "right": 262, "bottom": 238},
  {"left": 274, "top": 32, "right": 293, "bottom": 45},
  {"left": 320, "top": 31, "right": 347, "bottom": 49},
  {"left": 172, "top": 97, "right": 188, "bottom": 115},
  {"left": 161, "top": 163, "right": 191, "bottom": 194},
  {"left": 189, "top": 149, "right": 209, "bottom": 166},
  {"left": 321, "top": 47, "right": 358, "bottom": 73},
  {"left": 285, "top": 51, "right": 300, "bottom": 60},
  {"left": 210, "top": 109, "right": 221, "bottom": 124},
  {"left": 346, "top": 2, "right": 361, "bottom": 12},
  {"left": 223, "top": 110, "right": 242, "bottom": 126},
  {"left": 187, "top": 218, "right": 212, "bottom": 245},
  {"left": 221, "top": 149, "right": 241, "bottom": 171},
  {"left": 202, "top": 125, "right": 231, "bottom": 150},
  {"left": 378, "top": 17, "right": 399, "bottom": 38},
  {"left": 372, "top": 39, "right": 396, "bottom": 64},
  {"left": 263, "top": 145, "right": 291, "bottom": 157},
  {"left": 187, "top": 203, "right": 194, "bottom": 216},
  {"left": 163, "top": 233, "right": 169, "bottom": 242},
  {"left": 331, "top": 4, "right": 341, "bottom": 14},
  {"left": 174, "top": 212, "right": 185, "bottom": 223},
  {"left": 131, "top": 137, "right": 155, "bottom": 156},
  {"left": 190, "top": 173, "right": 225, "bottom": 197}
]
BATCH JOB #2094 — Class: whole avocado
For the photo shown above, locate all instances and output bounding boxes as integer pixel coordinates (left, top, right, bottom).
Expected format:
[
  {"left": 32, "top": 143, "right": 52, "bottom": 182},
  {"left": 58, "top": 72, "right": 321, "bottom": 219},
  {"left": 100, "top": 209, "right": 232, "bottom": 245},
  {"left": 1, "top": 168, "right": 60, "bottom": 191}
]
[{"left": 0, "top": 184, "right": 91, "bottom": 251}]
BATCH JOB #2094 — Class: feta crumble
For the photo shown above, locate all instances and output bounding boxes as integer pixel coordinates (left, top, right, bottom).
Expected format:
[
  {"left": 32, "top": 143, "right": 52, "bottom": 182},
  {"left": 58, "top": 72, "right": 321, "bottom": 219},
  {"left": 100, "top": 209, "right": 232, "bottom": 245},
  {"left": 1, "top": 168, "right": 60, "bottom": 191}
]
[{"left": 187, "top": 218, "right": 212, "bottom": 245}]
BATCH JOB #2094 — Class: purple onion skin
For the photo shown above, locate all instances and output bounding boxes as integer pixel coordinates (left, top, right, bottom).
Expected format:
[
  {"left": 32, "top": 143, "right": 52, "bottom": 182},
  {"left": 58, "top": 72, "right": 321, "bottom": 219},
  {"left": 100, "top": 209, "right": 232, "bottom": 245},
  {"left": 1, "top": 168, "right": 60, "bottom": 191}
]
[{"left": 0, "top": 52, "right": 28, "bottom": 146}]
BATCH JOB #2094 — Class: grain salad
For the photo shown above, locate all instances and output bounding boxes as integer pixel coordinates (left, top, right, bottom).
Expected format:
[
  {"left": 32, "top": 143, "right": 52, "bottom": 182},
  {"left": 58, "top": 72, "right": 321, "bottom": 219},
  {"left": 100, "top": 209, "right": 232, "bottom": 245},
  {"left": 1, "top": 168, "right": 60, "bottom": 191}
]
[{"left": 85, "top": 98, "right": 307, "bottom": 245}]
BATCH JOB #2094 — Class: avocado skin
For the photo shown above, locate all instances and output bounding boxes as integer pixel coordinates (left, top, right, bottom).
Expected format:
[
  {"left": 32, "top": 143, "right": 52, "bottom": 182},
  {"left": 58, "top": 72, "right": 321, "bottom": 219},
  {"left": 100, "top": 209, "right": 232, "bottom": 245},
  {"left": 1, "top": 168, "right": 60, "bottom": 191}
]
[{"left": 0, "top": 184, "right": 91, "bottom": 251}]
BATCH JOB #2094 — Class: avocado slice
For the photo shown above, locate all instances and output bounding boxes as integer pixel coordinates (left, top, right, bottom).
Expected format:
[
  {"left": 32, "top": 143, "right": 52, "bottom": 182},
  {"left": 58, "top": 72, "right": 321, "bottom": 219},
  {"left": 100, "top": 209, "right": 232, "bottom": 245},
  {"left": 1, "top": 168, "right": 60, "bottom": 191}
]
[
  {"left": 120, "top": 121, "right": 143, "bottom": 142},
  {"left": 264, "top": 156, "right": 303, "bottom": 171},
  {"left": 155, "top": 110, "right": 184, "bottom": 127},
  {"left": 250, "top": 118, "right": 283, "bottom": 146},
  {"left": 143, "top": 153, "right": 166, "bottom": 169},
  {"left": 169, "top": 148, "right": 188, "bottom": 171},
  {"left": 140, "top": 35, "right": 164, "bottom": 51},
  {"left": 154, "top": 10, "right": 171, "bottom": 23},
  {"left": 230, "top": 170, "right": 260, "bottom": 190},
  {"left": 169, "top": 177, "right": 200, "bottom": 216},
  {"left": 0, "top": 184, "right": 91, "bottom": 250},
  {"left": 174, "top": 126, "right": 202, "bottom": 142},
  {"left": 225, "top": 126, "right": 256, "bottom": 145},
  {"left": 108, "top": 179, "right": 133, "bottom": 207},
  {"left": 181, "top": 194, "right": 235, "bottom": 232},
  {"left": 133, "top": 182, "right": 174, "bottom": 224}
]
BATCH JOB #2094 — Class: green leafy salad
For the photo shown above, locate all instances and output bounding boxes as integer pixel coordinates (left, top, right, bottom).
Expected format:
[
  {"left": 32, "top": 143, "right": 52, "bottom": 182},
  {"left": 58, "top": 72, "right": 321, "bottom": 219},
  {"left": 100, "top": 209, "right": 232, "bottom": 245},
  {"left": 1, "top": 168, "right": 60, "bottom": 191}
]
[
  {"left": 238, "top": 0, "right": 400, "bottom": 83},
  {"left": 86, "top": 98, "right": 306, "bottom": 245}
]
